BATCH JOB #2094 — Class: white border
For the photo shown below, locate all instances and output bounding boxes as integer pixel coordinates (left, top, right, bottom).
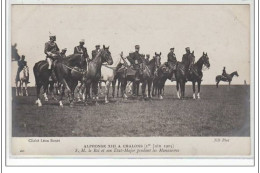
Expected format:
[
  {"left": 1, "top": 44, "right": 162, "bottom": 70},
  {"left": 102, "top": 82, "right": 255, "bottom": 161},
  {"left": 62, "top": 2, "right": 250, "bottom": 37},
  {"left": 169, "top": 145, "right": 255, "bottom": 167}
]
[{"left": 2, "top": 0, "right": 258, "bottom": 168}]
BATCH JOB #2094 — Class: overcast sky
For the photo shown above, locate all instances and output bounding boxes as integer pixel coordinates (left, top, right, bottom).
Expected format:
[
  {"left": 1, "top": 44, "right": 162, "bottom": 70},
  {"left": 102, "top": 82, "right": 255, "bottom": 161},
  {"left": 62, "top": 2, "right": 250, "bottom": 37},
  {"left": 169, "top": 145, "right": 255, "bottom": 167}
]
[{"left": 11, "top": 5, "right": 250, "bottom": 86}]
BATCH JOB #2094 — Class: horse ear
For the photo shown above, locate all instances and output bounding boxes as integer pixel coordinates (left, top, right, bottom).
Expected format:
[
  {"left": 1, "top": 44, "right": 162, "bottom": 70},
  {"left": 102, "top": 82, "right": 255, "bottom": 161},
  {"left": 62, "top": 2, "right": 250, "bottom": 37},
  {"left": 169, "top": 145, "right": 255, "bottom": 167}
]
[
  {"left": 155, "top": 52, "right": 156, "bottom": 55},
  {"left": 103, "top": 45, "right": 105, "bottom": 49},
  {"left": 160, "top": 52, "right": 161, "bottom": 56},
  {"left": 108, "top": 46, "right": 110, "bottom": 50},
  {"left": 203, "top": 52, "right": 205, "bottom": 55},
  {"left": 206, "top": 52, "right": 207, "bottom": 55},
  {"left": 192, "top": 51, "right": 194, "bottom": 55}
]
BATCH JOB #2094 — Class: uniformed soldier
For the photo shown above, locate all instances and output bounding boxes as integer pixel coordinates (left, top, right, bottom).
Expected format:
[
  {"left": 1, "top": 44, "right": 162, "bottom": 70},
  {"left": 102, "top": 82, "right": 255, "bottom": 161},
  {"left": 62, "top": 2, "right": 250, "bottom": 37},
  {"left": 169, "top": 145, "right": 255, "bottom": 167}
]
[
  {"left": 74, "top": 39, "right": 89, "bottom": 61},
  {"left": 129, "top": 45, "right": 143, "bottom": 96},
  {"left": 131, "top": 45, "right": 143, "bottom": 65},
  {"left": 44, "top": 33, "right": 60, "bottom": 70},
  {"left": 60, "top": 48, "right": 67, "bottom": 58},
  {"left": 182, "top": 47, "right": 195, "bottom": 81},
  {"left": 222, "top": 67, "right": 227, "bottom": 78},
  {"left": 92, "top": 45, "right": 100, "bottom": 60},
  {"left": 16, "top": 55, "right": 30, "bottom": 83},
  {"left": 145, "top": 54, "right": 150, "bottom": 63},
  {"left": 167, "top": 48, "right": 177, "bottom": 81}
]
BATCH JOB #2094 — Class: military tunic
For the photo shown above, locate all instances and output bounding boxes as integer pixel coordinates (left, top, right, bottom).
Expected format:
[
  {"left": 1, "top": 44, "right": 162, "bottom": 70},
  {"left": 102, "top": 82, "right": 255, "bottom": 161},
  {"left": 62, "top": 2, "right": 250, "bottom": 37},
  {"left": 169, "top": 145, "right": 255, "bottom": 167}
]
[
  {"left": 44, "top": 41, "right": 60, "bottom": 58},
  {"left": 92, "top": 49, "right": 99, "bottom": 59},
  {"left": 74, "top": 46, "right": 89, "bottom": 59}
]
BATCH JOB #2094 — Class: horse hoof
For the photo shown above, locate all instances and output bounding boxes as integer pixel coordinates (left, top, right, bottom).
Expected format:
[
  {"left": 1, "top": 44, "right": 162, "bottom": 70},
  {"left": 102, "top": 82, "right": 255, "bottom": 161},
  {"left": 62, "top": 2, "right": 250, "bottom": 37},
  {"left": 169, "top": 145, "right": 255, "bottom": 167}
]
[
  {"left": 105, "top": 100, "right": 109, "bottom": 104},
  {"left": 159, "top": 96, "right": 163, "bottom": 100}
]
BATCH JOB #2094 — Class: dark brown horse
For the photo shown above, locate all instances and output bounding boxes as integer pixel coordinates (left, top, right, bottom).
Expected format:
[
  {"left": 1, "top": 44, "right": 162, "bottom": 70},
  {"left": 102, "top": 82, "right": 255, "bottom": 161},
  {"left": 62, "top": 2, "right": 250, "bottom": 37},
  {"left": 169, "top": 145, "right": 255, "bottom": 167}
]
[
  {"left": 138, "top": 52, "right": 161, "bottom": 99},
  {"left": 33, "top": 53, "right": 87, "bottom": 107},
  {"left": 152, "top": 64, "right": 172, "bottom": 99},
  {"left": 84, "top": 45, "right": 113, "bottom": 105},
  {"left": 176, "top": 52, "right": 210, "bottom": 99},
  {"left": 216, "top": 71, "right": 239, "bottom": 88}
]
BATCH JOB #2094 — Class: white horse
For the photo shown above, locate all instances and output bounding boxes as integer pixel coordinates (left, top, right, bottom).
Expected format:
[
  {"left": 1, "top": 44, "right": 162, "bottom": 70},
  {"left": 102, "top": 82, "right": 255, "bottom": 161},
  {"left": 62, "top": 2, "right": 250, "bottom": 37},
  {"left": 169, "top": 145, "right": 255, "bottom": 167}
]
[{"left": 15, "top": 66, "right": 29, "bottom": 96}]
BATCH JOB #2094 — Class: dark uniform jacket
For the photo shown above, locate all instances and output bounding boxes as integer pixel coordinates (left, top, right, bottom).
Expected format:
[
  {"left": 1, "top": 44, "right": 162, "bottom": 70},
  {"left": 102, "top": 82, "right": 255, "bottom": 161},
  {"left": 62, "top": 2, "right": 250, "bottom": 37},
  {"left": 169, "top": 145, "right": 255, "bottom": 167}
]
[
  {"left": 167, "top": 51, "right": 177, "bottom": 63},
  {"left": 222, "top": 69, "right": 227, "bottom": 76},
  {"left": 44, "top": 41, "right": 59, "bottom": 58},
  {"left": 129, "top": 51, "right": 143, "bottom": 65},
  {"left": 18, "top": 60, "right": 26, "bottom": 71},
  {"left": 92, "top": 49, "right": 99, "bottom": 59},
  {"left": 182, "top": 53, "right": 194, "bottom": 69},
  {"left": 74, "top": 46, "right": 89, "bottom": 59}
]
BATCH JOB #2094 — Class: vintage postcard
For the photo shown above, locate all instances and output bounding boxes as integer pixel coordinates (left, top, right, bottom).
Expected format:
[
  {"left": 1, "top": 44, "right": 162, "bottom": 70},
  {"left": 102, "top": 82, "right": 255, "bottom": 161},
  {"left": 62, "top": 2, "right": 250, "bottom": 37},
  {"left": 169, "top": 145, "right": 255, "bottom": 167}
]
[{"left": 6, "top": 0, "right": 255, "bottom": 166}]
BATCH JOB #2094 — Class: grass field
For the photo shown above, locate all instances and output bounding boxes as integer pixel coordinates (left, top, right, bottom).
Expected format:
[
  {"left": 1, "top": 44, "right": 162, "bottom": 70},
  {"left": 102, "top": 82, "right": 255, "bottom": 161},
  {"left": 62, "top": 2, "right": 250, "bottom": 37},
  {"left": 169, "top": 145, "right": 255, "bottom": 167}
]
[{"left": 12, "top": 85, "right": 250, "bottom": 137}]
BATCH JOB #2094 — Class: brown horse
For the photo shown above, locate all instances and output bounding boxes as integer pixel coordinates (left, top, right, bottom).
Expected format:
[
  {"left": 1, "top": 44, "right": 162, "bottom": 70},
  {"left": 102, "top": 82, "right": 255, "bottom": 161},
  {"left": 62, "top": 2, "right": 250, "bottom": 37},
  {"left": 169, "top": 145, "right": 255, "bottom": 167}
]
[
  {"left": 138, "top": 52, "right": 161, "bottom": 99},
  {"left": 84, "top": 45, "right": 113, "bottom": 105},
  {"left": 185, "top": 52, "right": 210, "bottom": 99},
  {"left": 34, "top": 54, "right": 87, "bottom": 107},
  {"left": 216, "top": 71, "right": 239, "bottom": 88}
]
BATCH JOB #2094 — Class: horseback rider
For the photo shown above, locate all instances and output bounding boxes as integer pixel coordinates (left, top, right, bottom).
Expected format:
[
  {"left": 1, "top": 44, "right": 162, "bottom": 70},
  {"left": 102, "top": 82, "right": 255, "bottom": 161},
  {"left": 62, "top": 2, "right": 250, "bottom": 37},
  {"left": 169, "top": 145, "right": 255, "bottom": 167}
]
[
  {"left": 45, "top": 33, "right": 60, "bottom": 70},
  {"left": 16, "top": 55, "right": 30, "bottom": 83},
  {"left": 145, "top": 54, "right": 150, "bottom": 63},
  {"left": 129, "top": 45, "right": 143, "bottom": 80},
  {"left": 182, "top": 47, "right": 195, "bottom": 81},
  {"left": 92, "top": 45, "right": 100, "bottom": 60},
  {"left": 74, "top": 39, "right": 90, "bottom": 61},
  {"left": 167, "top": 47, "right": 177, "bottom": 81},
  {"left": 60, "top": 48, "right": 67, "bottom": 58},
  {"left": 222, "top": 67, "right": 227, "bottom": 78}
]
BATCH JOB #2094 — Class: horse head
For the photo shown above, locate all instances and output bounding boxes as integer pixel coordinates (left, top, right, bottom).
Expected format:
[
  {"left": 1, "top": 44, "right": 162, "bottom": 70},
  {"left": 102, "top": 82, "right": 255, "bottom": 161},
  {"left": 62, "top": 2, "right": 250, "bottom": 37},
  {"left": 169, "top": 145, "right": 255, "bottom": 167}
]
[
  {"left": 201, "top": 52, "right": 210, "bottom": 69},
  {"left": 100, "top": 45, "right": 113, "bottom": 65},
  {"left": 154, "top": 52, "right": 162, "bottom": 68},
  {"left": 234, "top": 71, "right": 239, "bottom": 77}
]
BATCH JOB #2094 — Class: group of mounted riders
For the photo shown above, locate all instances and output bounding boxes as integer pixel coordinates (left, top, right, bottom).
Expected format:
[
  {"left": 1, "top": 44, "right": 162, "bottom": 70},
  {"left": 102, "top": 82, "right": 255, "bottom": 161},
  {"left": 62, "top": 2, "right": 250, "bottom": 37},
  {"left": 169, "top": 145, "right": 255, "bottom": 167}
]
[{"left": 13, "top": 33, "right": 237, "bottom": 106}]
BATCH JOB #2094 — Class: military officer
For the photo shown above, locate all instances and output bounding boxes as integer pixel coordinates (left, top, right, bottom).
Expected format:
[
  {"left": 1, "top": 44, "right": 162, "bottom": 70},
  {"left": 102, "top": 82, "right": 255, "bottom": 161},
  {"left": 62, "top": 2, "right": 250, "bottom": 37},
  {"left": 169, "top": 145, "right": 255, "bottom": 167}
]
[
  {"left": 60, "top": 48, "right": 67, "bottom": 58},
  {"left": 16, "top": 55, "right": 30, "bottom": 83},
  {"left": 44, "top": 33, "right": 60, "bottom": 70},
  {"left": 182, "top": 47, "right": 195, "bottom": 81},
  {"left": 92, "top": 45, "right": 100, "bottom": 60},
  {"left": 167, "top": 47, "right": 177, "bottom": 81},
  {"left": 222, "top": 67, "right": 227, "bottom": 78},
  {"left": 145, "top": 54, "right": 150, "bottom": 63},
  {"left": 74, "top": 39, "right": 89, "bottom": 61}
]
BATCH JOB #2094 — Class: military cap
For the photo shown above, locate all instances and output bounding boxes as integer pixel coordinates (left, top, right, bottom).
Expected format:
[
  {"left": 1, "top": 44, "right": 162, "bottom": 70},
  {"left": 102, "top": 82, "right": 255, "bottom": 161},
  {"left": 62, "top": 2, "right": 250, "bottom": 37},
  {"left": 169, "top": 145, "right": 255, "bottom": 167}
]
[
  {"left": 146, "top": 54, "right": 150, "bottom": 57},
  {"left": 96, "top": 45, "right": 100, "bottom": 48},
  {"left": 62, "top": 48, "right": 67, "bottom": 51},
  {"left": 185, "top": 47, "right": 190, "bottom": 51},
  {"left": 21, "top": 55, "right": 25, "bottom": 58},
  {"left": 170, "top": 48, "right": 174, "bottom": 50},
  {"left": 79, "top": 39, "right": 85, "bottom": 43},
  {"left": 135, "top": 45, "right": 140, "bottom": 49},
  {"left": 49, "top": 32, "right": 56, "bottom": 37}
]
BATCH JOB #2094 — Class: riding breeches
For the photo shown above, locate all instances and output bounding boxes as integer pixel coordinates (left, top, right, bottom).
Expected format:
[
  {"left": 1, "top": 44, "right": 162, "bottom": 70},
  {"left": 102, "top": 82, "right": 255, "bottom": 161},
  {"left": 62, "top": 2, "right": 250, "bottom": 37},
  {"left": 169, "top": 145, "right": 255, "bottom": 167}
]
[{"left": 46, "top": 57, "right": 53, "bottom": 70}]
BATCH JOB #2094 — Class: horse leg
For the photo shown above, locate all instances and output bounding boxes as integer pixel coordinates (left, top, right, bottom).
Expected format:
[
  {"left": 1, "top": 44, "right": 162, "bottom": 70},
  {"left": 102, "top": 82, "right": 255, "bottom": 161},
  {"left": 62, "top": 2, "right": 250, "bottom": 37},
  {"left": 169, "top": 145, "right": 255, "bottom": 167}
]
[
  {"left": 176, "top": 81, "right": 180, "bottom": 99},
  {"left": 43, "top": 84, "right": 49, "bottom": 101},
  {"left": 69, "top": 80, "right": 78, "bottom": 107},
  {"left": 197, "top": 81, "right": 201, "bottom": 99},
  {"left": 105, "top": 81, "right": 112, "bottom": 104},
  {"left": 92, "top": 81, "right": 99, "bottom": 105},
  {"left": 117, "top": 79, "right": 120, "bottom": 97},
  {"left": 35, "top": 83, "right": 43, "bottom": 107},
  {"left": 49, "top": 82, "right": 57, "bottom": 100},
  {"left": 216, "top": 81, "right": 219, "bottom": 88},
  {"left": 121, "top": 80, "right": 127, "bottom": 99},
  {"left": 148, "top": 81, "right": 152, "bottom": 98},
  {"left": 112, "top": 80, "right": 116, "bottom": 98},
  {"left": 15, "top": 81, "right": 19, "bottom": 96},
  {"left": 59, "top": 79, "right": 71, "bottom": 107},
  {"left": 19, "top": 81, "right": 23, "bottom": 96},
  {"left": 141, "top": 82, "right": 146, "bottom": 99},
  {"left": 25, "top": 82, "right": 28, "bottom": 96},
  {"left": 192, "top": 81, "right": 196, "bottom": 99}
]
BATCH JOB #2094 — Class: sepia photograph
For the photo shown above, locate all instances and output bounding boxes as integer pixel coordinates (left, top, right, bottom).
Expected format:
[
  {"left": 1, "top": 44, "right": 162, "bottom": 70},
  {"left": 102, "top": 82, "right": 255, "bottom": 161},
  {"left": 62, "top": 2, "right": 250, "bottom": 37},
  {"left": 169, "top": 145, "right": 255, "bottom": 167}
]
[{"left": 8, "top": 1, "right": 254, "bottom": 159}]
